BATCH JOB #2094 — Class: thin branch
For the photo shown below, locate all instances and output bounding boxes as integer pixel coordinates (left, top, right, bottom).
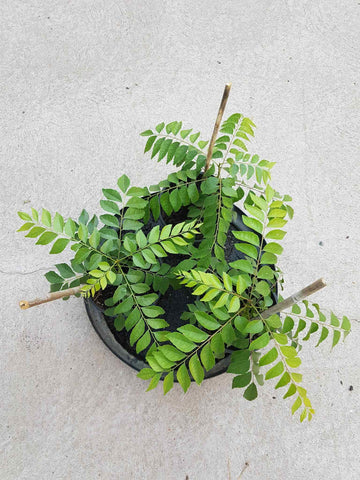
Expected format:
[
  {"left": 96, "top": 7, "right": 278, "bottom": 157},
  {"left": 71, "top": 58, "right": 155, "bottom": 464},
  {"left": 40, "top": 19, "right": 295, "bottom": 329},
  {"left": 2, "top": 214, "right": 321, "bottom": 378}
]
[
  {"left": 257, "top": 278, "right": 327, "bottom": 319},
  {"left": 205, "top": 83, "right": 232, "bottom": 172},
  {"left": 19, "top": 286, "right": 82, "bottom": 310}
]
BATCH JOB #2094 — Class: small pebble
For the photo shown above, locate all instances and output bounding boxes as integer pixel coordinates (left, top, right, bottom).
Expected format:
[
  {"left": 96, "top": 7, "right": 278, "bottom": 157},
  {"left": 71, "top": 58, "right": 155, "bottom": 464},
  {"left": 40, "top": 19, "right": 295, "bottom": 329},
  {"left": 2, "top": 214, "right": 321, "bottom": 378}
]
[
  {"left": 319, "top": 241, "right": 324, "bottom": 246},
  {"left": 349, "top": 385, "right": 353, "bottom": 391}
]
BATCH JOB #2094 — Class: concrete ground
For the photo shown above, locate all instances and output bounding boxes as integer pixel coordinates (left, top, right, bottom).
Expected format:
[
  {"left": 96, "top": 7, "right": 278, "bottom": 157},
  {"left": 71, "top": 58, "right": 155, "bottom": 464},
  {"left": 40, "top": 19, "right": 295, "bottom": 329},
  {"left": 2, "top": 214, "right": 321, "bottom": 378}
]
[{"left": 1, "top": 1, "right": 359, "bottom": 479}]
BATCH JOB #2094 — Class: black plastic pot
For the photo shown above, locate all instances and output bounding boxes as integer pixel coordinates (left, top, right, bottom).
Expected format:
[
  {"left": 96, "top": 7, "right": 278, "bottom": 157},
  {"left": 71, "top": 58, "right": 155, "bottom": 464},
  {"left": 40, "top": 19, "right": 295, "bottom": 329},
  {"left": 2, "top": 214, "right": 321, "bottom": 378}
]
[{"left": 84, "top": 205, "right": 276, "bottom": 379}]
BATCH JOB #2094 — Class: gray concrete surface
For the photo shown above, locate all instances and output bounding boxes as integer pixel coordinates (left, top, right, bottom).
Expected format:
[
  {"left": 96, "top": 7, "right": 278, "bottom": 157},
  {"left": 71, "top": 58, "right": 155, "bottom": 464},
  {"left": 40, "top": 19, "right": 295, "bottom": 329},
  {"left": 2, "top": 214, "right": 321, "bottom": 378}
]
[{"left": 1, "top": 1, "right": 359, "bottom": 479}]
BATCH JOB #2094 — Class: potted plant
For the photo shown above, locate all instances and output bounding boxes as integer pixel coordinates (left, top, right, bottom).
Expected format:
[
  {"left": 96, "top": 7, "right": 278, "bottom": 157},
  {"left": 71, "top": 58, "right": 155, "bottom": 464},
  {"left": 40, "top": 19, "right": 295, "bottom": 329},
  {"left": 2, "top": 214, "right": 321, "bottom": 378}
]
[{"left": 18, "top": 84, "right": 351, "bottom": 422}]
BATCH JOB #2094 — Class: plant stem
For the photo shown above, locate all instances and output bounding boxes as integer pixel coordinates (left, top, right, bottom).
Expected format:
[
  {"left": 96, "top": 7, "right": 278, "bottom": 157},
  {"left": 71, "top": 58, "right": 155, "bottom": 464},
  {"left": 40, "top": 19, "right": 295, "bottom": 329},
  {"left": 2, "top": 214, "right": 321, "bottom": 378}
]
[
  {"left": 256, "top": 278, "right": 327, "bottom": 319},
  {"left": 205, "top": 83, "right": 232, "bottom": 172},
  {"left": 19, "top": 286, "right": 82, "bottom": 310}
]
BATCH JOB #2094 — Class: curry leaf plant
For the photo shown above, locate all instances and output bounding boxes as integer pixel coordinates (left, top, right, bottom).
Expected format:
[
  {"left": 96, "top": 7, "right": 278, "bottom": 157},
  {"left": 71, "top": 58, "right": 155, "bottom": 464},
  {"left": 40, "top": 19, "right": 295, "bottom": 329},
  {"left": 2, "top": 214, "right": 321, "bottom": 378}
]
[{"left": 18, "top": 114, "right": 351, "bottom": 421}]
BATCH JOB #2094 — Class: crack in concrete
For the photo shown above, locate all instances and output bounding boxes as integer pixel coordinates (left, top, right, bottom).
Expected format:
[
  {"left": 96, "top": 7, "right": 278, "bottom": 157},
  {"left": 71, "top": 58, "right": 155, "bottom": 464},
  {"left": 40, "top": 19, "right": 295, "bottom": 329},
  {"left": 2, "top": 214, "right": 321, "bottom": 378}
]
[{"left": 0, "top": 267, "right": 49, "bottom": 276}]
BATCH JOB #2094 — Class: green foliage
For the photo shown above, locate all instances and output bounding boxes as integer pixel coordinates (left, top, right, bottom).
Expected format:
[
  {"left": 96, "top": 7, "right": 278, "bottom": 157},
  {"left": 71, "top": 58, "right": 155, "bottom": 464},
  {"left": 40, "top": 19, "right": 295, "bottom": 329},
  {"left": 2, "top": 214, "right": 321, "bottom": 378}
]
[{"left": 17, "top": 112, "right": 352, "bottom": 422}]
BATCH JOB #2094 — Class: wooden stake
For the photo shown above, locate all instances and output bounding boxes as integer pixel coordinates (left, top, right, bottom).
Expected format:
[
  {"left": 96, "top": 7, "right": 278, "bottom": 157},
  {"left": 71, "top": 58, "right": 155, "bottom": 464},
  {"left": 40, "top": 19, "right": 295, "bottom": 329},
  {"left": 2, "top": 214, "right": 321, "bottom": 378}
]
[
  {"left": 204, "top": 83, "right": 232, "bottom": 172},
  {"left": 258, "top": 278, "right": 327, "bottom": 319},
  {"left": 19, "top": 286, "right": 82, "bottom": 310}
]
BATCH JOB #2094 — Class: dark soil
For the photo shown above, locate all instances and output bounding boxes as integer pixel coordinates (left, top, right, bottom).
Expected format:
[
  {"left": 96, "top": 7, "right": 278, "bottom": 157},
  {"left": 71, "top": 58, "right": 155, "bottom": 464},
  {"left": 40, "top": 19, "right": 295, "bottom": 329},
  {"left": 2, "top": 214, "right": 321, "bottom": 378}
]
[
  {"left": 92, "top": 205, "right": 276, "bottom": 361},
  {"left": 161, "top": 205, "right": 189, "bottom": 225}
]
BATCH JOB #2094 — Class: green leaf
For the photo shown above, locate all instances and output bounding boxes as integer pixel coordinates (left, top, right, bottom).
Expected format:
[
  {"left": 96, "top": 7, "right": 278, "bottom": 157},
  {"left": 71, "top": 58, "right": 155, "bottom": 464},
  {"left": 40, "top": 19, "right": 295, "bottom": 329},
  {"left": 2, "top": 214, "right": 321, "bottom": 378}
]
[
  {"left": 17, "top": 222, "right": 34, "bottom": 232},
  {"left": 283, "top": 384, "right": 297, "bottom": 399},
  {"left": 18, "top": 211, "right": 32, "bottom": 221},
  {"left": 189, "top": 354, "right": 204, "bottom": 385},
  {"left": 117, "top": 174, "right": 130, "bottom": 193},
  {"left": 194, "top": 312, "right": 221, "bottom": 331},
  {"left": 177, "top": 364, "right": 191, "bottom": 393},
  {"left": 160, "top": 345, "right": 186, "bottom": 361},
  {"left": 228, "top": 296, "right": 240, "bottom": 313},
  {"left": 243, "top": 320, "right": 263, "bottom": 334},
  {"left": 89, "top": 230, "right": 100, "bottom": 249},
  {"left": 127, "top": 186, "right": 148, "bottom": 197},
  {"left": 41, "top": 209, "right": 52, "bottom": 227},
  {"left": 332, "top": 330, "right": 341, "bottom": 348},
  {"left": 100, "top": 200, "right": 120, "bottom": 215},
  {"left": 100, "top": 214, "right": 119, "bottom": 228},
  {"left": 275, "top": 372, "right": 291, "bottom": 389},
  {"left": 167, "top": 332, "right": 196, "bottom": 353},
  {"left": 249, "top": 332, "right": 270, "bottom": 350},
  {"left": 282, "top": 316, "right": 294, "bottom": 334},
  {"left": 233, "top": 231, "right": 260, "bottom": 246},
  {"left": 190, "top": 132, "right": 200, "bottom": 143},
  {"left": 259, "top": 347, "right": 278, "bottom": 366},
  {"left": 286, "top": 357, "right": 301, "bottom": 368},
  {"left": 255, "top": 281, "right": 270, "bottom": 297},
  {"left": 163, "top": 371, "right": 174, "bottom": 394},
  {"left": 234, "top": 316, "right": 248, "bottom": 333},
  {"left": 266, "top": 314, "right": 282, "bottom": 329},
  {"left": 214, "top": 292, "right": 229, "bottom": 309},
  {"left": 245, "top": 204, "right": 264, "bottom": 222},
  {"left": 200, "top": 344, "right": 215, "bottom": 371},
  {"left": 292, "top": 304, "right": 301, "bottom": 314},
  {"left": 106, "top": 271, "right": 116, "bottom": 284},
  {"left": 142, "top": 306, "right": 164, "bottom": 318},
  {"left": 53, "top": 213, "right": 64, "bottom": 233},
  {"left": 235, "top": 243, "right": 258, "bottom": 260},
  {"left": 266, "top": 229, "right": 286, "bottom": 240},
  {"left": 115, "top": 296, "right": 134, "bottom": 314},
  {"left": 36, "top": 232, "right": 58, "bottom": 245},
  {"left": 56, "top": 263, "right": 74, "bottom": 278},
  {"left": 242, "top": 216, "right": 263, "bottom": 234},
  {"left": 280, "top": 346, "right": 297, "bottom": 358},
  {"left": 130, "top": 319, "right": 145, "bottom": 346},
  {"left": 50, "top": 238, "right": 70, "bottom": 254},
  {"left": 113, "top": 285, "right": 127, "bottom": 303},
  {"left": 178, "top": 324, "right": 208, "bottom": 342},
  {"left": 74, "top": 247, "right": 91, "bottom": 263},
  {"left": 169, "top": 189, "right": 181, "bottom": 211},
  {"left": 291, "top": 396, "right": 302, "bottom": 414},
  {"left": 144, "top": 135, "right": 156, "bottom": 153},
  {"left": 229, "top": 259, "right": 254, "bottom": 275},
  {"left": 188, "top": 183, "right": 199, "bottom": 203},
  {"left": 258, "top": 266, "right": 274, "bottom": 280},
  {"left": 265, "top": 361, "right": 284, "bottom": 379},
  {"left": 261, "top": 252, "right": 277, "bottom": 265},
  {"left": 137, "top": 368, "right": 155, "bottom": 380},
  {"left": 25, "top": 226, "right": 45, "bottom": 238},
  {"left": 243, "top": 382, "right": 258, "bottom": 401},
  {"left": 232, "top": 372, "right": 252, "bottom": 389},
  {"left": 45, "top": 271, "right": 64, "bottom": 284},
  {"left": 78, "top": 223, "right": 88, "bottom": 243},
  {"left": 221, "top": 323, "right": 236, "bottom": 345},
  {"left": 64, "top": 218, "right": 76, "bottom": 237},
  {"left": 136, "top": 330, "right": 151, "bottom": 353},
  {"left": 146, "top": 373, "right": 161, "bottom": 392},
  {"left": 102, "top": 188, "right": 122, "bottom": 202},
  {"left": 211, "top": 332, "right": 225, "bottom": 357}
]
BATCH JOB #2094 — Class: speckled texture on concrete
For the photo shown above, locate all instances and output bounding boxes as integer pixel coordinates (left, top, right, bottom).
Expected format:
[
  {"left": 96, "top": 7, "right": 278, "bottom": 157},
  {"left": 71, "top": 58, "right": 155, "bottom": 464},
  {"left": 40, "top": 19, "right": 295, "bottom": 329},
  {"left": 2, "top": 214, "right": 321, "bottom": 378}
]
[{"left": 1, "top": 1, "right": 359, "bottom": 479}]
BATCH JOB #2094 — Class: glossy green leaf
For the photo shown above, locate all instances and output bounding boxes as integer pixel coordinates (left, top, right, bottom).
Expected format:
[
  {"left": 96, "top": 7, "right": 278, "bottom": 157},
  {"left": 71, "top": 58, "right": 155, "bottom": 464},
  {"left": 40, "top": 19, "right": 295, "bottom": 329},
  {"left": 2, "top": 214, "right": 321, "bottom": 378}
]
[
  {"left": 163, "top": 371, "right": 174, "bottom": 394},
  {"left": 249, "top": 332, "right": 270, "bottom": 350},
  {"left": 243, "top": 382, "right": 258, "bottom": 401},
  {"left": 49, "top": 238, "right": 70, "bottom": 254},
  {"left": 189, "top": 354, "right": 204, "bottom": 385},
  {"left": 177, "top": 364, "right": 191, "bottom": 393}
]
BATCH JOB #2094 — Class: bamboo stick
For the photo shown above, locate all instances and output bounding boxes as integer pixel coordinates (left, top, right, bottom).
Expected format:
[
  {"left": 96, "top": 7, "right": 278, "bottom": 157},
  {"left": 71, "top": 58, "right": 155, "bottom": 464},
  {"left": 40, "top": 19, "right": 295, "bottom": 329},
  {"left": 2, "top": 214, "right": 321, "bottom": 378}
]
[
  {"left": 204, "top": 83, "right": 232, "bottom": 172},
  {"left": 19, "top": 285, "right": 82, "bottom": 310},
  {"left": 258, "top": 278, "right": 327, "bottom": 319}
]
